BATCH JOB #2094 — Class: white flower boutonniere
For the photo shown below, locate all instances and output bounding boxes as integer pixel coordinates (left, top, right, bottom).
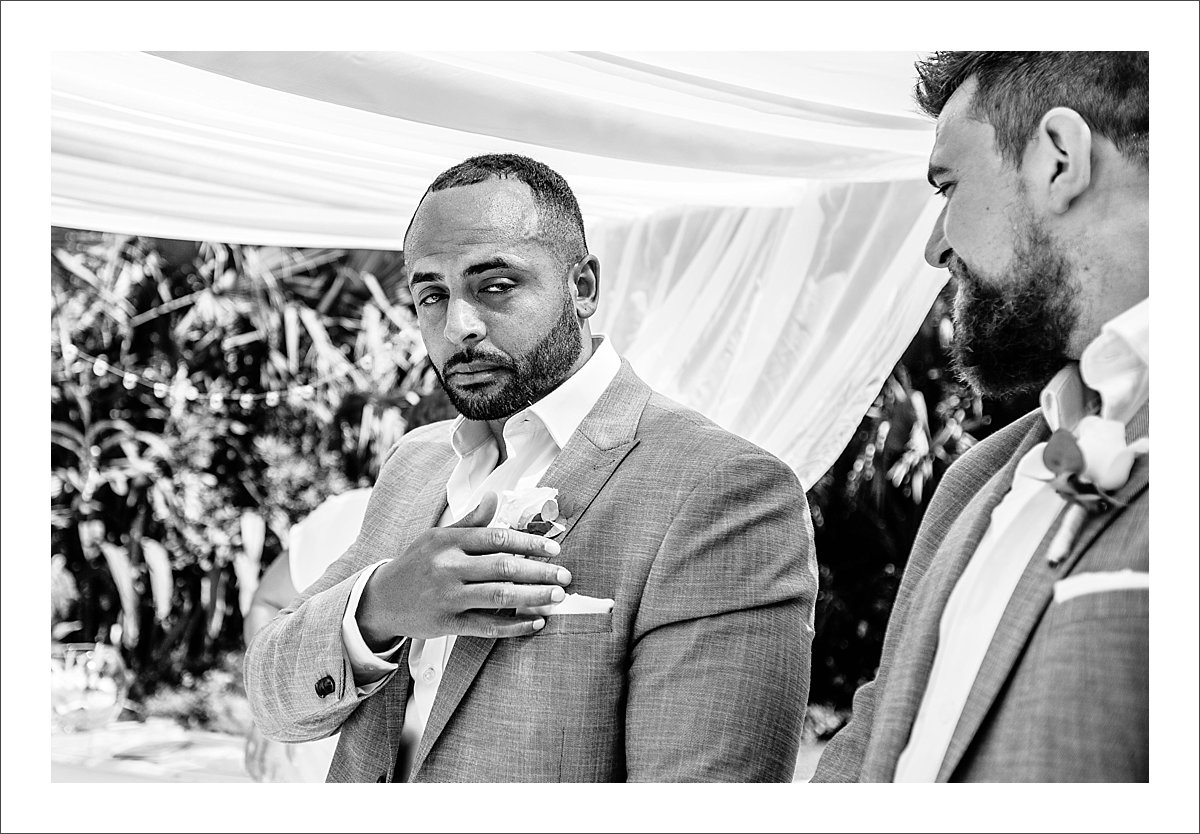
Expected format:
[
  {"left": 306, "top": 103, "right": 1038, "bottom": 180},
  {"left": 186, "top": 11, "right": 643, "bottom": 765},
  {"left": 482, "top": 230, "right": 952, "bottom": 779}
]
[
  {"left": 487, "top": 487, "right": 566, "bottom": 538},
  {"left": 1042, "top": 416, "right": 1148, "bottom": 566}
]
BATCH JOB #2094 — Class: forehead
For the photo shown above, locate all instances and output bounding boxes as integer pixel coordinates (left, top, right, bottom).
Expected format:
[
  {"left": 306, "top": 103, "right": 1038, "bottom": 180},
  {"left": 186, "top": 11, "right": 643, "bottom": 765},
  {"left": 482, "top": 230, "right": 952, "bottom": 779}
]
[
  {"left": 928, "top": 76, "right": 996, "bottom": 170},
  {"left": 406, "top": 179, "right": 542, "bottom": 260}
]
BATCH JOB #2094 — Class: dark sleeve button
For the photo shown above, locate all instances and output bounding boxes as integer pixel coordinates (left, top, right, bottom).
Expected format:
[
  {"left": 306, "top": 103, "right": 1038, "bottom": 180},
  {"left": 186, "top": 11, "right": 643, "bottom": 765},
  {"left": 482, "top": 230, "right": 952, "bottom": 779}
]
[{"left": 315, "top": 674, "right": 335, "bottom": 698}]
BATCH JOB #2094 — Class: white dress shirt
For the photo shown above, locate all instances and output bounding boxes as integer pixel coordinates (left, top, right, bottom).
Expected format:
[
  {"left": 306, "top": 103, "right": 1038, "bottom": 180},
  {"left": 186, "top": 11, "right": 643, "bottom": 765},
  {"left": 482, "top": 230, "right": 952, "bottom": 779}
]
[
  {"left": 894, "top": 299, "right": 1149, "bottom": 781},
  {"left": 339, "top": 336, "right": 621, "bottom": 779}
]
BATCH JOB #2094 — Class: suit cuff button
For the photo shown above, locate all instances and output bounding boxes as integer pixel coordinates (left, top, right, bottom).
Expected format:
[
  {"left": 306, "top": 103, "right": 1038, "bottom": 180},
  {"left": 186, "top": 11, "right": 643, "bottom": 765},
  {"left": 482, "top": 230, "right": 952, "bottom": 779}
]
[{"left": 315, "top": 674, "right": 335, "bottom": 698}]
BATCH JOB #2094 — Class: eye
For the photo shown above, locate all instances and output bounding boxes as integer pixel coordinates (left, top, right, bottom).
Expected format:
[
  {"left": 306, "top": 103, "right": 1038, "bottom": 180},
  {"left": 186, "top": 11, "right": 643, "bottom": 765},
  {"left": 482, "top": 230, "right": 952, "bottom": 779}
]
[
  {"left": 934, "top": 181, "right": 955, "bottom": 198},
  {"left": 416, "top": 290, "right": 446, "bottom": 307},
  {"left": 479, "top": 281, "right": 515, "bottom": 296}
]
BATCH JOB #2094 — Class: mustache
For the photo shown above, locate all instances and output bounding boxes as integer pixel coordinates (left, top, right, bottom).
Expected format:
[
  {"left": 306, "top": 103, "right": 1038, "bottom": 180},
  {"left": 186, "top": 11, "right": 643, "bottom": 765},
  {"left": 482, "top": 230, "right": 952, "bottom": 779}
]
[
  {"left": 947, "top": 253, "right": 971, "bottom": 285},
  {"left": 442, "top": 347, "right": 517, "bottom": 374}
]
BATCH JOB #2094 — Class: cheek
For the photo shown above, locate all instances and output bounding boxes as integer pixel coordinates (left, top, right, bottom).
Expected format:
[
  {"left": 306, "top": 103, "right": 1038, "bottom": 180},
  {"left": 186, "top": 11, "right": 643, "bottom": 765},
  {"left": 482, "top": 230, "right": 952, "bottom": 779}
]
[
  {"left": 415, "top": 311, "right": 450, "bottom": 357},
  {"left": 945, "top": 196, "right": 1013, "bottom": 266}
]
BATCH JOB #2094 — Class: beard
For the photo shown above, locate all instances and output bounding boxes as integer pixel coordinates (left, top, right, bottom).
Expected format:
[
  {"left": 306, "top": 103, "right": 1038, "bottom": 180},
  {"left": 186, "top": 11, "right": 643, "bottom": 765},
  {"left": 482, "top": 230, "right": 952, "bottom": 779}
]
[
  {"left": 947, "top": 216, "right": 1081, "bottom": 399},
  {"left": 434, "top": 291, "right": 583, "bottom": 421}
]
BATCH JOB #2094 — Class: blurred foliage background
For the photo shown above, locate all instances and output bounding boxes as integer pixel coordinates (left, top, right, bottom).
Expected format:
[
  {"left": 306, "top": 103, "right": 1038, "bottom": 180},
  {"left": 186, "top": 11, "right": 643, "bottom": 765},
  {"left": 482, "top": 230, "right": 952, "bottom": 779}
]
[
  {"left": 49, "top": 228, "right": 454, "bottom": 727},
  {"left": 49, "top": 228, "right": 1036, "bottom": 732}
]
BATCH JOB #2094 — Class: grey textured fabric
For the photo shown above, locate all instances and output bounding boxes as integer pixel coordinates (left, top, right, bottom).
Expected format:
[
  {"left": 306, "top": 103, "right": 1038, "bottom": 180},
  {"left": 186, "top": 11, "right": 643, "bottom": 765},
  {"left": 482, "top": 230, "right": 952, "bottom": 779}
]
[
  {"left": 244, "top": 360, "right": 817, "bottom": 782},
  {"left": 813, "top": 404, "right": 1150, "bottom": 782}
]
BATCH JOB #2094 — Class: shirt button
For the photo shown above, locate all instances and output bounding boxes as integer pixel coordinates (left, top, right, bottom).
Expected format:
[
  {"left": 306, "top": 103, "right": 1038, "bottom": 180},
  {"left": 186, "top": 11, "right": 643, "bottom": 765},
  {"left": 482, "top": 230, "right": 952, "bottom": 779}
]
[{"left": 422, "top": 667, "right": 437, "bottom": 683}]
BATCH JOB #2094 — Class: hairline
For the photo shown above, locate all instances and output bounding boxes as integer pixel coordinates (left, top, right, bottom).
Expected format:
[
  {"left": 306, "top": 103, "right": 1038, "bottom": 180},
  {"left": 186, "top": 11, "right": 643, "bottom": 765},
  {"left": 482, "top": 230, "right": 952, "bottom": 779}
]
[{"left": 403, "top": 175, "right": 585, "bottom": 267}]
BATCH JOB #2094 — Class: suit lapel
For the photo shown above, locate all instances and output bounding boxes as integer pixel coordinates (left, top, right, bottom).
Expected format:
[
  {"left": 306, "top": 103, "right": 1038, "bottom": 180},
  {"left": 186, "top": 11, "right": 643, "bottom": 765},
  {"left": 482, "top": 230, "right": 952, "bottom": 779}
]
[
  {"left": 935, "top": 403, "right": 1149, "bottom": 780},
  {"left": 528, "top": 366, "right": 649, "bottom": 555},
  {"left": 380, "top": 451, "right": 454, "bottom": 777},
  {"left": 380, "top": 641, "right": 411, "bottom": 778},
  {"left": 409, "top": 361, "right": 650, "bottom": 779},
  {"left": 864, "top": 420, "right": 1041, "bottom": 780}
]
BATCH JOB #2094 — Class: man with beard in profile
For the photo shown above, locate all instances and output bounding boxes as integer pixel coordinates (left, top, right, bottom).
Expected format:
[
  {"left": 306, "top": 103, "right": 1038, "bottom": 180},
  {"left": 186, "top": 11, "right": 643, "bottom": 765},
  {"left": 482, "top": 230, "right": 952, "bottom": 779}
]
[
  {"left": 244, "top": 154, "right": 816, "bottom": 782},
  {"left": 813, "top": 52, "right": 1149, "bottom": 782}
]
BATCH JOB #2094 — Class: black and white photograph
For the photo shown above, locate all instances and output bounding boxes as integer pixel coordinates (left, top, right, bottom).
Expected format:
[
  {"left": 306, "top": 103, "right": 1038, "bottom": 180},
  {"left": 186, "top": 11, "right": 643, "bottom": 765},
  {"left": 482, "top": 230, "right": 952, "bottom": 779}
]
[{"left": 3, "top": 2, "right": 1197, "bottom": 832}]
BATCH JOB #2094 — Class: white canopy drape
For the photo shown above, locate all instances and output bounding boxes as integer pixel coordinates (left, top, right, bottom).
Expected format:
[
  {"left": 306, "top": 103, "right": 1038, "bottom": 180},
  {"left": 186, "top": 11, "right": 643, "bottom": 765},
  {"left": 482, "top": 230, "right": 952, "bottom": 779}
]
[{"left": 51, "top": 51, "right": 948, "bottom": 487}]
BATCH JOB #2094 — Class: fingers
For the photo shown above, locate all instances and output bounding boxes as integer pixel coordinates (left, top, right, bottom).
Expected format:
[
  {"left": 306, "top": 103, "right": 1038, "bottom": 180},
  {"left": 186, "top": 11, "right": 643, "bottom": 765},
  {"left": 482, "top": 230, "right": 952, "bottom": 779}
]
[
  {"left": 459, "top": 581, "right": 567, "bottom": 611},
  {"left": 448, "top": 491, "right": 499, "bottom": 529},
  {"left": 456, "top": 552, "right": 572, "bottom": 586},
  {"left": 454, "top": 611, "right": 547, "bottom": 639},
  {"left": 452, "top": 525, "right": 562, "bottom": 559}
]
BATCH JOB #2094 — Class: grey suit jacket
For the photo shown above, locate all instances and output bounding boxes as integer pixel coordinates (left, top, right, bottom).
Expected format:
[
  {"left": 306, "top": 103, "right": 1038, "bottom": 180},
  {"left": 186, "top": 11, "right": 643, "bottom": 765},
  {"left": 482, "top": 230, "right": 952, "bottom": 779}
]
[
  {"left": 813, "top": 403, "right": 1149, "bottom": 782},
  {"left": 245, "top": 360, "right": 817, "bottom": 782}
]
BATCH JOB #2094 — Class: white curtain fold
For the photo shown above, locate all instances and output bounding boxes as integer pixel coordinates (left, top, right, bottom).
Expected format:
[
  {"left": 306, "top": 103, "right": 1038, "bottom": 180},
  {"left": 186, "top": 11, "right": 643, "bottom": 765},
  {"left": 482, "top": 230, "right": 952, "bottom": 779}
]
[
  {"left": 50, "top": 50, "right": 947, "bottom": 487},
  {"left": 592, "top": 182, "right": 945, "bottom": 485}
]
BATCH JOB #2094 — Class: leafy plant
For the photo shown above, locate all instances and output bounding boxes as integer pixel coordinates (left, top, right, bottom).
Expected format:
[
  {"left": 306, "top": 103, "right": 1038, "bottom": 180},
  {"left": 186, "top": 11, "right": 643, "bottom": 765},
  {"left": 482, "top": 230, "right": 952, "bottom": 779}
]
[{"left": 49, "top": 228, "right": 453, "bottom": 704}]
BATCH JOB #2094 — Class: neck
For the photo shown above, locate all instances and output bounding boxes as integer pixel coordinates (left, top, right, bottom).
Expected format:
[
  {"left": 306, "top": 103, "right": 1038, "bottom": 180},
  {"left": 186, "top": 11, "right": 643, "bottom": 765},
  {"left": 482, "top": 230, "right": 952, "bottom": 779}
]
[
  {"left": 1064, "top": 162, "right": 1148, "bottom": 356},
  {"left": 1067, "top": 250, "right": 1148, "bottom": 358}
]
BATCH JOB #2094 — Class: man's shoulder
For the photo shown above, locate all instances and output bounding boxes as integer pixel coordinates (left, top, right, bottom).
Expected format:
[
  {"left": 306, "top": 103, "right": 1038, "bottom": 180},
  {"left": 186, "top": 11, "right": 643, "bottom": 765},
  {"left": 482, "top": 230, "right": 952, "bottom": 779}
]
[
  {"left": 636, "top": 389, "right": 795, "bottom": 477},
  {"left": 376, "top": 419, "right": 457, "bottom": 478},
  {"left": 398, "top": 419, "right": 457, "bottom": 447},
  {"left": 915, "top": 407, "right": 1044, "bottom": 538},
  {"left": 943, "top": 408, "right": 1045, "bottom": 488}
]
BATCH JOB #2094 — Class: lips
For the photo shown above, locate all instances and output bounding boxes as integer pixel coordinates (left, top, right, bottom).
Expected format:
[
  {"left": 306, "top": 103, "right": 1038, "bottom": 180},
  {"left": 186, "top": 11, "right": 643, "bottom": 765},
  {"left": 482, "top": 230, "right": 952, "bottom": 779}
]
[
  {"left": 446, "top": 363, "right": 509, "bottom": 385},
  {"left": 449, "top": 362, "right": 504, "bottom": 375}
]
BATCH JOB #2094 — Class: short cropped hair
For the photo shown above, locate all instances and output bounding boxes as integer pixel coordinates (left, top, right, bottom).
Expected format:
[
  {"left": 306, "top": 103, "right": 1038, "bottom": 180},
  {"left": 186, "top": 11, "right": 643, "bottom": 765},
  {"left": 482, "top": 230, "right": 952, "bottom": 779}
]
[
  {"left": 409, "top": 153, "right": 588, "bottom": 265},
  {"left": 914, "top": 51, "right": 1148, "bottom": 168}
]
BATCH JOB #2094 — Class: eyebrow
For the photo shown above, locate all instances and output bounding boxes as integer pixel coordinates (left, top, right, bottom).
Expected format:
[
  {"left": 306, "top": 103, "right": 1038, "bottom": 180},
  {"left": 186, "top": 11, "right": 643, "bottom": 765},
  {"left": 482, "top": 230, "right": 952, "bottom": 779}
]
[
  {"left": 409, "top": 256, "right": 522, "bottom": 287},
  {"left": 927, "top": 164, "right": 953, "bottom": 189}
]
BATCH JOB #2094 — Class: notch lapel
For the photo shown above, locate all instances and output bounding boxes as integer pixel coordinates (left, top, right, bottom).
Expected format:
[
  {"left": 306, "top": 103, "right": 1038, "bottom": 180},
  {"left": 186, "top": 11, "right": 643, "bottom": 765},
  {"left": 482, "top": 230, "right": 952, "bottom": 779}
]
[
  {"left": 861, "top": 417, "right": 1047, "bottom": 781},
  {"left": 935, "top": 403, "right": 1149, "bottom": 780},
  {"left": 409, "top": 361, "right": 651, "bottom": 780}
]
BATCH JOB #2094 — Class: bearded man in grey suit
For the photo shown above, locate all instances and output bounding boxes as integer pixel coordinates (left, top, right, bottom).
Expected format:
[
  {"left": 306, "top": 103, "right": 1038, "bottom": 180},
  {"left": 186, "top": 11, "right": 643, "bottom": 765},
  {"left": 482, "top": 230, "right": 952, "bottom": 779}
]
[
  {"left": 814, "top": 52, "right": 1149, "bottom": 782},
  {"left": 244, "top": 153, "right": 816, "bottom": 782}
]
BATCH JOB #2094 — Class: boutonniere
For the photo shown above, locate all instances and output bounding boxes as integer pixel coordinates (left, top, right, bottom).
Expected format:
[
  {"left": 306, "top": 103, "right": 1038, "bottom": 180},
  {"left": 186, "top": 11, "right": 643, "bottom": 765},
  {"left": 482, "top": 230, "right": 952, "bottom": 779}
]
[
  {"left": 1041, "top": 416, "right": 1149, "bottom": 566},
  {"left": 488, "top": 486, "right": 566, "bottom": 538}
]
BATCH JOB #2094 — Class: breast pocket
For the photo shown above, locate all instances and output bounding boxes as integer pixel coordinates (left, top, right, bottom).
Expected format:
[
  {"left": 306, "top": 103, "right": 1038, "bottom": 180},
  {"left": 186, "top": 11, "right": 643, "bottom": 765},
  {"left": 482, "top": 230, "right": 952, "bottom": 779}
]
[
  {"left": 537, "top": 612, "right": 613, "bottom": 636},
  {"left": 1044, "top": 586, "right": 1149, "bottom": 627}
]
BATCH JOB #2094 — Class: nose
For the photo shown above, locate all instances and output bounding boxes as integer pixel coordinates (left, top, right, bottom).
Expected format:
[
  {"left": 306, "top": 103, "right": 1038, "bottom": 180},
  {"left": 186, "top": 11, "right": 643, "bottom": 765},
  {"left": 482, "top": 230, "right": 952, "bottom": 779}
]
[
  {"left": 443, "top": 296, "right": 485, "bottom": 347},
  {"left": 924, "top": 207, "right": 953, "bottom": 268}
]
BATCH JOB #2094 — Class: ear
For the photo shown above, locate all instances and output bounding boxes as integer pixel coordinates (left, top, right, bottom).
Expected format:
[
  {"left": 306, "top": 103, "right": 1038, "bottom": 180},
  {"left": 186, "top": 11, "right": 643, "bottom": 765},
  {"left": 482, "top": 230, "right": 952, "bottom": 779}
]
[
  {"left": 1027, "top": 107, "right": 1092, "bottom": 214},
  {"left": 569, "top": 254, "right": 600, "bottom": 320}
]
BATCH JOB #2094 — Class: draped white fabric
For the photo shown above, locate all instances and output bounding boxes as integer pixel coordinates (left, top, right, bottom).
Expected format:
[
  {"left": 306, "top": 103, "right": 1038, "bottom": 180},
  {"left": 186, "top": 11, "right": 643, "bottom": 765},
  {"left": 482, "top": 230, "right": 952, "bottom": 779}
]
[
  {"left": 591, "top": 185, "right": 944, "bottom": 483},
  {"left": 50, "top": 50, "right": 948, "bottom": 487}
]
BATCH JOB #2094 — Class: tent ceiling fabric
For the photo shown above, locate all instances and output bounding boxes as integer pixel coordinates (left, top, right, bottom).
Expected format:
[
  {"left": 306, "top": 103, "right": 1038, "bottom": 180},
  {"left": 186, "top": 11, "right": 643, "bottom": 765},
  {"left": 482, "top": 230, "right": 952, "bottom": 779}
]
[
  {"left": 50, "top": 50, "right": 948, "bottom": 486},
  {"left": 53, "top": 51, "right": 935, "bottom": 247},
  {"left": 151, "top": 51, "right": 933, "bottom": 179}
]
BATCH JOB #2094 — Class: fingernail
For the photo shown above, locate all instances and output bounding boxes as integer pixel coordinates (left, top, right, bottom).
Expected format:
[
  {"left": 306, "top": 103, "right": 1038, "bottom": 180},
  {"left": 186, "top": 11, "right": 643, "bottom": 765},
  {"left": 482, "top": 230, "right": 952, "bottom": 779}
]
[
  {"left": 551, "top": 586, "right": 565, "bottom": 603},
  {"left": 544, "top": 539, "right": 561, "bottom": 555},
  {"left": 556, "top": 568, "right": 572, "bottom": 585},
  {"left": 532, "top": 618, "right": 546, "bottom": 630}
]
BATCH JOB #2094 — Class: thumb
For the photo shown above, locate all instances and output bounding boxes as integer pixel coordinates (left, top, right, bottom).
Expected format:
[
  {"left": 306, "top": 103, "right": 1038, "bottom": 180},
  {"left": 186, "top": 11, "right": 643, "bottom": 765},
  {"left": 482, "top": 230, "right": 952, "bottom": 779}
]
[{"left": 450, "top": 490, "right": 499, "bottom": 529}]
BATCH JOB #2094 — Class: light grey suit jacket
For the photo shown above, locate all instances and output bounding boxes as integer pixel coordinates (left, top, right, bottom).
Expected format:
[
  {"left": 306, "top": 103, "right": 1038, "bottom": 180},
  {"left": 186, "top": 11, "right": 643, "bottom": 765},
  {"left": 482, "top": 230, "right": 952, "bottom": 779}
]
[
  {"left": 245, "top": 361, "right": 816, "bottom": 782},
  {"left": 813, "top": 403, "right": 1149, "bottom": 782}
]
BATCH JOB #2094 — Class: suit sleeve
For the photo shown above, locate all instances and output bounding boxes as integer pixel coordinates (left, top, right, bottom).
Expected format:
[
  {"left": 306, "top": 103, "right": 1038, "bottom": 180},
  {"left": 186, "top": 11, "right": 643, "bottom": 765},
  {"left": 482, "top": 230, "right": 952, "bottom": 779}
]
[
  {"left": 808, "top": 679, "right": 876, "bottom": 781},
  {"left": 625, "top": 451, "right": 817, "bottom": 782},
  {"left": 243, "top": 443, "right": 407, "bottom": 743}
]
